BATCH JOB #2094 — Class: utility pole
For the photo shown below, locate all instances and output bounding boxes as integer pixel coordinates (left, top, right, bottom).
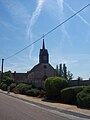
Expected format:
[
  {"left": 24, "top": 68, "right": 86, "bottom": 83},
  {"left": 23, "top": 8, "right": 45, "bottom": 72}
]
[
  {"left": 0, "top": 59, "right": 4, "bottom": 81},
  {"left": 1, "top": 58, "right": 4, "bottom": 73}
]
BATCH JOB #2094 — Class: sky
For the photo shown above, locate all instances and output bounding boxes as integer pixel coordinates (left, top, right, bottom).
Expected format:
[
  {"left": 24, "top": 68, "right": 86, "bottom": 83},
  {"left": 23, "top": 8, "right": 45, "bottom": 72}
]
[{"left": 0, "top": 0, "right": 90, "bottom": 80}]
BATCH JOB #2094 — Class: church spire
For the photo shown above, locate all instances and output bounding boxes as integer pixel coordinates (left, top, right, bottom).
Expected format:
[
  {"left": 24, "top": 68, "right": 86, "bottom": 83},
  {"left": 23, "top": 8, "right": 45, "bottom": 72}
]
[
  {"left": 39, "top": 37, "right": 49, "bottom": 64},
  {"left": 42, "top": 36, "right": 45, "bottom": 49}
]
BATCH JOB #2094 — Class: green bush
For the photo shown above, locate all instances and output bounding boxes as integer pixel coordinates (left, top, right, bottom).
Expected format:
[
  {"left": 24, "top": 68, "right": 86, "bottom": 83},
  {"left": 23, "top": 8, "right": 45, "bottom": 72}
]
[
  {"left": 1, "top": 71, "right": 14, "bottom": 86},
  {"left": 77, "top": 85, "right": 90, "bottom": 108},
  {"left": 10, "top": 83, "right": 17, "bottom": 91},
  {"left": 45, "top": 77, "right": 68, "bottom": 99},
  {"left": 61, "top": 86, "right": 84, "bottom": 105},
  {"left": 15, "top": 83, "right": 32, "bottom": 94},
  {"left": 83, "top": 85, "right": 90, "bottom": 93},
  {"left": 26, "top": 88, "right": 40, "bottom": 97},
  {"left": 0, "top": 82, "right": 4, "bottom": 89},
  {"left": 1, "top": 83, "right": 8, "bottom": 91}
]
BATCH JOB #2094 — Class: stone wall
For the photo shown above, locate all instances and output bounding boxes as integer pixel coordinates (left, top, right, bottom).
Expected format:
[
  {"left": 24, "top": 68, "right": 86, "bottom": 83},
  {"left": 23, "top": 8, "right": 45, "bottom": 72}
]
[{"left": 68, "top": 80, "right": 90, "bottom": 87}]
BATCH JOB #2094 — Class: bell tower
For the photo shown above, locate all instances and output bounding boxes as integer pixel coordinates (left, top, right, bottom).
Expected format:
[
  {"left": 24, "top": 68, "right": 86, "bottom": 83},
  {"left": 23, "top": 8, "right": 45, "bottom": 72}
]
[{"left": 39, "top": 39, "right": 49, "bottom": 64}]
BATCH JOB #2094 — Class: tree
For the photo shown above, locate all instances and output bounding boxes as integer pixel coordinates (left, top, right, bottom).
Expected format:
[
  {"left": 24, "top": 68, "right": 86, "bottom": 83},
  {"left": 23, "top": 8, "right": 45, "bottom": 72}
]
[
  {"left": 63, "top": 64, "right": 67, "bottom": 79},
  {"left": 59, "top": 64, "right": 63, "bottom": 77},
  {"left": 0, "top": 71, "right": 14, "bottom": 86},
  {"left": 67, "top": 71, "right": 73, "bottom": 80},
  {"left": 56, "top": 64, "right": 73, "bottom": 80},
  {"left": 77, "top": 76, "right": 83, "bottom": 81},
  {"left": 56, "top": 65, "right": 59, "bottom": 76}
]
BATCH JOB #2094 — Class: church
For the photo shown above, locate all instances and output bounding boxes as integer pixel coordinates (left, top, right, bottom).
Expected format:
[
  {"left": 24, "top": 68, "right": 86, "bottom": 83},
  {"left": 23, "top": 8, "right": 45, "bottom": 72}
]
[
  {"left": 12, "top": 39, "right": 90, "bottom": 87},
  {"left": 27, "top": 39, "right": 56, "bottom": 88}
]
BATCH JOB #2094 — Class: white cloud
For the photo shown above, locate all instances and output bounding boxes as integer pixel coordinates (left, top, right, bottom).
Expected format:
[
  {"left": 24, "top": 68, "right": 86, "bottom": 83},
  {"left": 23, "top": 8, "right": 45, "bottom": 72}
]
[
  {"left": 56, "top": 0, "right": 71, "bottom": 52},
  {"left": 27, "top": 0, "right": 45, "bottom": 59}
]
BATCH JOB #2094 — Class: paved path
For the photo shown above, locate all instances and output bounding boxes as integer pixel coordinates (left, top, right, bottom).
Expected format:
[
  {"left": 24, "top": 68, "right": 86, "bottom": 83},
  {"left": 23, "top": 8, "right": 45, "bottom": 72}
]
[{"left": 0, "top": 90, "right": 90, "bottom": 120}]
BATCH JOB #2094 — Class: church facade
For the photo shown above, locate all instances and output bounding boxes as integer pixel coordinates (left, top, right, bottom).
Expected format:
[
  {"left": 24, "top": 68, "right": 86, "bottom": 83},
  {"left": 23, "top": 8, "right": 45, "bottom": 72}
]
[{"left": 27, "top": 39, "right": 56, "bottom": 88}]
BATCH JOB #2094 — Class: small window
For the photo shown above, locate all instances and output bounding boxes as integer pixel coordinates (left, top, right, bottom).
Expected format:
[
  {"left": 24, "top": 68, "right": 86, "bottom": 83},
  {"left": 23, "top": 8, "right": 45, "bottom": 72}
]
[{"left": 43, "top": 65, "right": 47, "bottom": 69}]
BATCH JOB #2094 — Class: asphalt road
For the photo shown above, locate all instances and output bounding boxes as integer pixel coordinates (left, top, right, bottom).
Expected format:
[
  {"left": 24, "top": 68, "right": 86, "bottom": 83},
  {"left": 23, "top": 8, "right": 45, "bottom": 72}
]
[{"left": 0, "top": 93, "right": 88, "bottom": 120}]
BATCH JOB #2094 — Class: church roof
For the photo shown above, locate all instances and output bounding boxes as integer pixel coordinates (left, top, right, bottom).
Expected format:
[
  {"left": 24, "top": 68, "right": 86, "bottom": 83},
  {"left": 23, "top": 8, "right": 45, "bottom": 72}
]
[{"left": 28, "top": 63, "right": 55, "bottom": 74}]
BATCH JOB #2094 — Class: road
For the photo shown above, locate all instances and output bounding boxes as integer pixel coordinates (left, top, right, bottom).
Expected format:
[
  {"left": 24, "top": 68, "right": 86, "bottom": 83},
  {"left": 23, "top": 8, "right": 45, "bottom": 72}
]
[{"left": 0, "top": 93, "right": 88, "bottom": 120}]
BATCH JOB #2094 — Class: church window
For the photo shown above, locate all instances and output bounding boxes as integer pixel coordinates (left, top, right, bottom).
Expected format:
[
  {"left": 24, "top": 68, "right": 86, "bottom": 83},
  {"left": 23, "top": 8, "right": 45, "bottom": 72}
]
[{"left": 43, "top": 65, "right": 47, "bottom": 69}]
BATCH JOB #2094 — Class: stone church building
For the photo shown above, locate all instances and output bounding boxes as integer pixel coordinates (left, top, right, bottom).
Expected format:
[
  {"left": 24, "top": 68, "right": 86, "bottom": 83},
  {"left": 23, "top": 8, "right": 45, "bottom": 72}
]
[
  {"left": 13, "top": 39, "right": 56, "bottom": 88},
  {"left": 27, "top": 39, "right": 56, "bottom": 88}
]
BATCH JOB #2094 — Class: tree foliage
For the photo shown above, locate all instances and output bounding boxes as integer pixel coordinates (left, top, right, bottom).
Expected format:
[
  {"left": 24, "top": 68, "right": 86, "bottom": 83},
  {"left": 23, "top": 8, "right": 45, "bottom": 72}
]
[
  {"left": 0, "top": 71, "right": 14, "bottom": 86},
  {"left": 45, "top": 77, "right": 68, "bottom": 99},
  {"left": 56, "top": 64, "right": 73, "bottom": 80},
  {"left": 67, "top": 71, "right": 73, "bottom": 80}
]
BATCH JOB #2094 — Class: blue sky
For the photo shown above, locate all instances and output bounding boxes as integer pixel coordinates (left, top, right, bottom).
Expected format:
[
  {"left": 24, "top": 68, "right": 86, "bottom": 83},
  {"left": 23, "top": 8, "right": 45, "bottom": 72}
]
[{"left": 0, "top": 0, "right": 90, "bottom": 79}]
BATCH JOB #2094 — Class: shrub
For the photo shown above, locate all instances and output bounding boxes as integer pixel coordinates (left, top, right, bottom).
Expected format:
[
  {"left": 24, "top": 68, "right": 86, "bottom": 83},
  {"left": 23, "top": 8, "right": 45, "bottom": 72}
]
[
  {"left": 0, "top": 82, "right": 4, "bottom": 89},
  {"left": 61, "top": 86, "right": 84, "bottom": 105},
  {"left": 13, "top": 88, "right": 19, "bottom": 94},
  {"left": 26, "top": 88, "right": 40, "bottom": 97},
  {"left": 77, "top": 85, "right": 90, "bottom": 108},
  {"left": 39, "top": 89, "right": 45, "bottom": 97},
  {"left": 10, "top": 83, "right": 17, "bottom": 92},
  {"left": 15, "top": 83, "right": 32, "bottom": 94},
  {"left": 45, "top": 77, "right": 68, "bottom": 99},
  {"left": 1, "top": 84, "right": 8, "bottom": 91}
]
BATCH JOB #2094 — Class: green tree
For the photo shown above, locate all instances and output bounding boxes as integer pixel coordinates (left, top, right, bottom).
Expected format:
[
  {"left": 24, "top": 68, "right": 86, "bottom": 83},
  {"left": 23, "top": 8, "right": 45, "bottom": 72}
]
[
  {"left": 0, "top": 71, "right": 14, "bottom": 86},
  {"left": 67, "top": 71, "right": 73, "bottom": 80},
  {"left": 63, "top": 64, "right": 67, "bottom": 79},
  {"left": 59, "top": 64, "right": 63, "bottom": 77},
  {"left": 56, "top": 64, "right": 73, "bottom": 80},
  {"left": 56, "top": 65, "right": 59, "bottom": 76}
]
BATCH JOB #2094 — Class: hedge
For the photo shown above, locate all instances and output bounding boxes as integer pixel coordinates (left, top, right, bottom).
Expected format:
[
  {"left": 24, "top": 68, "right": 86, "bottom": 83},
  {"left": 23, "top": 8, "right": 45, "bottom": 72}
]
[
  {"left": 10, "top": 83, "right": 17, "bottom": 92},
  {"left": 77, "top": 85, "right": 90, "bottom": 109},
  {"left": 26, "top": 88, "right": 40, "bottom": 97},
  {"left": 45, "top": 77, "right": 68, "bottom": 99},
  {"left": 61, "top": 86, "right": 84, "bottom": 105},
  {"left": 15, "top": 83, "right": 32, "bottom": 94},
  {"left": 1, "top": 83, "right": 8, "bottom": 91}
]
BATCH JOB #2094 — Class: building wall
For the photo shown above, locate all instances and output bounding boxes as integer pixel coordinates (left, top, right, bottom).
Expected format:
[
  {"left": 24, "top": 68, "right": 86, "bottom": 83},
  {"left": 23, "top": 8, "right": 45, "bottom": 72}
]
[
  {"left": 13, "top": 72, "right": 90, "bottom": 88},
  {"left": 28, "top": 63, "right": 55, "bottom": 88},
  {"left": 13, "top": 73, "right": 27, "bottom": 83},
  {"left": 68, "top": 80, "right": 90, "bottom": 87}
]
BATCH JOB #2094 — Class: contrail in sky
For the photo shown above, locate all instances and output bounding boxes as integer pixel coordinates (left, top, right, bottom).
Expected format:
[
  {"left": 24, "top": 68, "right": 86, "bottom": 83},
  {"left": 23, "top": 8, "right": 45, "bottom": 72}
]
[
  {"left": 57, "top": 0, "right": 63, "bottom": 14},
  {"left": 64, "top": 1, "right": 90, "bottom": 43},
  {"left": 64, "top": 2, "right": 90, "bottom": 26},
  {"left": 27, "top": 0, "right": 45, "bottom": 59},
  {"left": 56, "top": 0, "right": 71, "bottom": 50}
]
